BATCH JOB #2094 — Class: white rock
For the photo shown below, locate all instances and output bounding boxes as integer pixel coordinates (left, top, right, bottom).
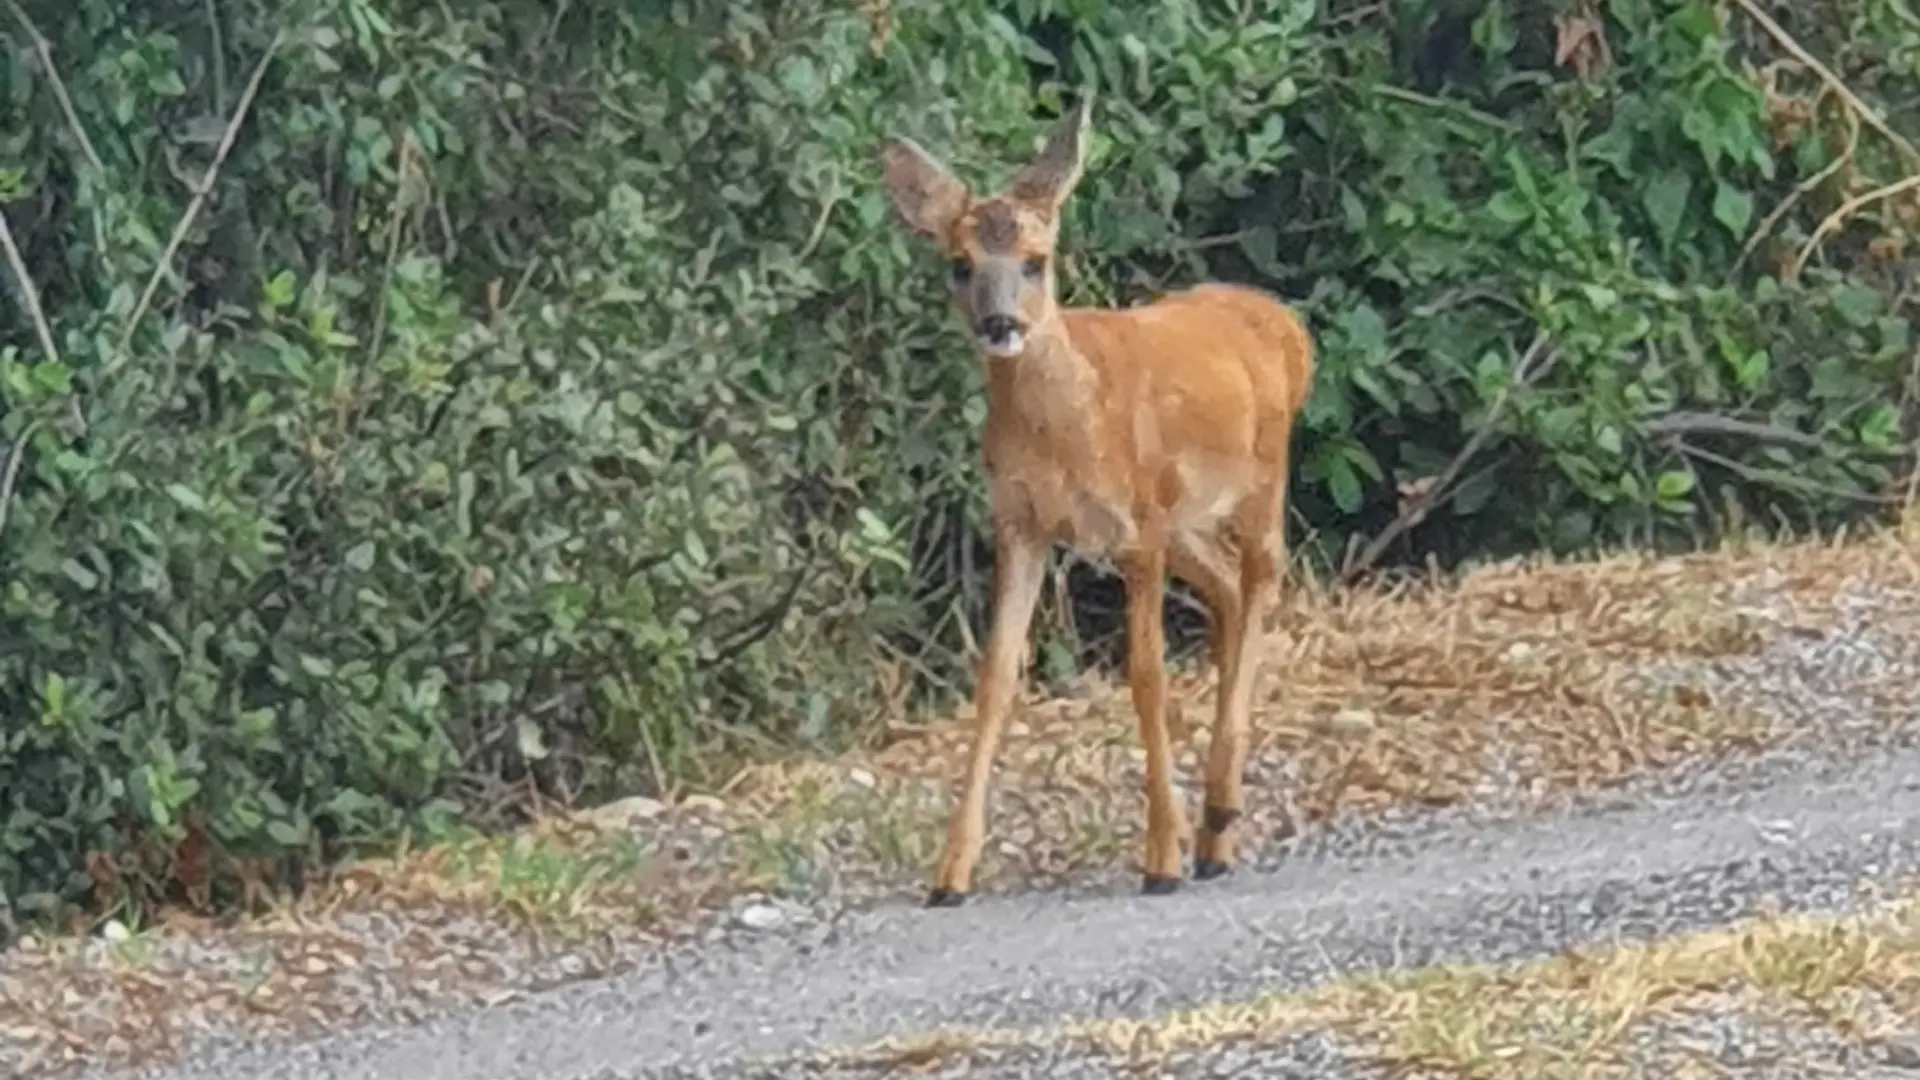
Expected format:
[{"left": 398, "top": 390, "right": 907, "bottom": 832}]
[
  {"left": 735, "top": 903, "right": 785, "bottom": 931},
  {"left": 583, "top": 795, "right": 667, "bottom": 830},
  {"left": 1327, "top": 708, "right": 1376, "bottom": 737}
]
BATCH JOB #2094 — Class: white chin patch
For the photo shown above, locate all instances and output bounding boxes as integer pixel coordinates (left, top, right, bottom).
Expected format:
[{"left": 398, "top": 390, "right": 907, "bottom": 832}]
[{"left": 979, "top": 332, "right": 1025, "bottom": 358}]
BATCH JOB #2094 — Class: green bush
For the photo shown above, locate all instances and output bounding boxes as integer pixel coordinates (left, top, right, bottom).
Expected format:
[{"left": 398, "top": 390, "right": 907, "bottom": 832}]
[{"left": 2, "top": 0, "right": 1916, "bottom": 921}]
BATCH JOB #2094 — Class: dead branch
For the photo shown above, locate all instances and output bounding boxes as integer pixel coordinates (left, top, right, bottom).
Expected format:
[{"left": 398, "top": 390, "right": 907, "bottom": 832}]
[
  {"left": 1641, "top": 411, "right": 1828, "bottom": 449},
  {"left": 1730, "top": 0, "right": 1920, "bottom": 170},
  {"left": 1733, "top": 102, "right": 1857, "bottom": 281},
  {"left": 113, "top": 31, "right": 283, "bottom": 364},
  {"left": 0, "top": 420, "right": 39, "bottom": 541},
  {"left": 1670, "top": 438, "right": 1894, "bottom": 504},
  {"left": 6, "top": 0, "right": 105, "bottom": 175},
  {"left": 1789, "top": 171, "right": 1920, "bottom": 282},
  {"left": 0, "top": 204, "right": 60, "bottom": 367},
  {"left": 1341, "top": 330, "right": 1555, "bottom": 584}
]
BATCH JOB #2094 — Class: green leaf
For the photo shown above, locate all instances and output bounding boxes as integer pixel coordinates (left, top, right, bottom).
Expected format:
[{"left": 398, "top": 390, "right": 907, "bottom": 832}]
[
  {"left": 1340, "top": 304, "right": 1389, "bottom": 361},
  {"left": 165, "top": 483, "right": 207, "bottom": 512},
  {"left": 1711, "top": 182, "right": 1753, "bottom": 237},
  {"left": 1859, "top": 404, "right": 1900, "bottom": 450},
  {"left": 1486, "top": 189, "right": 1531, "bottom": 225},
  {"left": 1641, "top": 171, "right": 1693, "bottom": 251},
  {"left": 266, "top": 819, "right": 306, "bottom": 846},
  {"left": 1325, "top": 455, "right": 1363, "bottom": 514},
  {"left": 1655, "top": 469, "right": 1696, "bottom": 500}
]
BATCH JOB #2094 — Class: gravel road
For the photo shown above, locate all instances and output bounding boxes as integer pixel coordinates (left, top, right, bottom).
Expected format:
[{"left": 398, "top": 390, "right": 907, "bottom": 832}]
[{"left": 100, "top": 739, "right": 1920, "bottom": 1080}]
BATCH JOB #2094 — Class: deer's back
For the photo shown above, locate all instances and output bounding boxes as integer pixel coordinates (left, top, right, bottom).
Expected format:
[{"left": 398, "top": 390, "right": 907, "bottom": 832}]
[{"left": 1061, "top": 283, "right": 1313, "bottom": 458}]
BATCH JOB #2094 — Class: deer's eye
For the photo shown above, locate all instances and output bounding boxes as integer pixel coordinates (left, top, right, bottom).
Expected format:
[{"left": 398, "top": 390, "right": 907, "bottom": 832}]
[
  {"left": 949, "top": 259, "right": 973, "bottom": 284},
  {"left": 1021, "top": 256, "right": 1047, "bottom": 279}
]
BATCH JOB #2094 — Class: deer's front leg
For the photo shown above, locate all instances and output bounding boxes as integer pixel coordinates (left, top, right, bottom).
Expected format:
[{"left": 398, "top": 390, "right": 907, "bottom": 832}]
[
  {"left": 929, "top": 526, "right": 1048, "bottom": 907},
  {"left": 1121, "top": 546, "right": 1187, "bottom": 893}
]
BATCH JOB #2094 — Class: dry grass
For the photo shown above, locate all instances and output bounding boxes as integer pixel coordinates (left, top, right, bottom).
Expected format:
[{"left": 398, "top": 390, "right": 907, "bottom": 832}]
[
  {"left": 719, "top": 529, "right": 1920, "bottom": 895},
  {"left": 8, "top": 527, "right": 1920, "bottom": 1078},
  {"left": 820, "top": 879, "right": 1920, "bottom": 1079}
]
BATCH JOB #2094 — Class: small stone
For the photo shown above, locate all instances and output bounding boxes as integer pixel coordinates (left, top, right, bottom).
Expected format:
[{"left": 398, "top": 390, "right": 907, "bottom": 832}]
[
  {"left": 100, "top": 919, "right": 130, "bottom": 943},
  {"left": 1327, "top": 708, "right": 1376, "bottom": 737},
  {"left": 302, "top": 955, "right": 329, "bottom": 975},
  {"left": 680, "top": 794, "right": 726, "bottom": 815},
  {"left": 736, "top": 903, "right": 785, "bottom": 931},
  {"left": 584, "top": 795, "right": 668, "bottom": 830},
  {"left": 848, "top": 768, "right": 877, "bottom": 790}
]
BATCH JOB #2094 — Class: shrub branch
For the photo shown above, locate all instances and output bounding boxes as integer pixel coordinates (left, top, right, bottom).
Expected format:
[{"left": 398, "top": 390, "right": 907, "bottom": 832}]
[
  {"left": 1789, "top": 171, "right": 1920, "bottom": 282},
  {"left": 0, "top": 205, "right": 61, "bottom": 368},
  {"left": 1342, "top": 330, "right": 1556, "bottom": 583},
  {"left": 112, "top": 31, "right": 284, "bottom": 365},
  {"left": 1731, "top": 0, "right": 1920, "bottom": 170},
  {"left": 6, "top": 0, "right": 105, "bottom": 175}
]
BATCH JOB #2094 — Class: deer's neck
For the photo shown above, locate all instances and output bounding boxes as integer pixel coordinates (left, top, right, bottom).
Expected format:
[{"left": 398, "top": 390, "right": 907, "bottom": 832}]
[{"left": 982, "top": 309, "right": 1102, "bottom": 452}]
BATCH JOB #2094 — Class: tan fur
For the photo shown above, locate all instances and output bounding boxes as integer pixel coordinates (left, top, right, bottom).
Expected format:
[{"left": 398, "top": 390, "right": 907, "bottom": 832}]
[{"left": 881, "top": 98, "right": 1316, "bottom": 903}]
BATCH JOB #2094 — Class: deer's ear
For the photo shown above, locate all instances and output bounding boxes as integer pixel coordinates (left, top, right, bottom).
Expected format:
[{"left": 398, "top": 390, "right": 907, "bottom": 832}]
[
  {"left": 881, "top": 137, "right": 971, "bottom": 239},
  {"left": 1010, "top": 95, "right": 1092, "bottom": 209}
]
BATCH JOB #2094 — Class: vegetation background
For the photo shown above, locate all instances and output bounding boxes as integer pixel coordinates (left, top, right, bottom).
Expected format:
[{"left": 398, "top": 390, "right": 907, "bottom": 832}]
[{"left": 3, "top": 0, "right": 1919, "bottom": 926}]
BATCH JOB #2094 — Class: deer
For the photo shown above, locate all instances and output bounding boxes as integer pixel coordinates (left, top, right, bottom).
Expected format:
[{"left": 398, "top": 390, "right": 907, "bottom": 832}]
[{"left": 879, "top": 95, "right": 1316, "bottom": 908}]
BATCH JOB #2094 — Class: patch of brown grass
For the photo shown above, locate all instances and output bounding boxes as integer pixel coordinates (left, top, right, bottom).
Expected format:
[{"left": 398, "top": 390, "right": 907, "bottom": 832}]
[
  {"left": 727, "top": 531, "right": 1920, "bottom": 893},
  {"left": 817, "top": 880, "right": 1920, "bottom": 1079}
]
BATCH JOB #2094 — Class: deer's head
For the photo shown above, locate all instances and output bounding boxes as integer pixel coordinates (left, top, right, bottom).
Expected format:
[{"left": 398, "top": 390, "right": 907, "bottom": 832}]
[{"left": 881, "top": 98, "right": 1092, "bottom": 358}]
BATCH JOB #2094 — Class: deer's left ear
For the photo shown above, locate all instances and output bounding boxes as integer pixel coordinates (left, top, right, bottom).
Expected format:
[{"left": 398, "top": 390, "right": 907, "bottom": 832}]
[
  {"left": 1010, "top": 94, "right": 1093, "bottom": 210},
  {"left": 881, "top": 137, "right": 972, "bottom": 240}
]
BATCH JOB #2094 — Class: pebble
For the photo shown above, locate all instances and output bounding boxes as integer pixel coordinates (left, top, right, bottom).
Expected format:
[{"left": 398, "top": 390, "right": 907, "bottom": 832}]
[{"left": 735, "top": 904, "right": 785, "bottom": 932}]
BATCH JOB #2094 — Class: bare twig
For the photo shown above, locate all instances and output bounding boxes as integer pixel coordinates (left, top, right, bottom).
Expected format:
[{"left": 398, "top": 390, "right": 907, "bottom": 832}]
[
  {"left": 1642, "top": 411, "right": 1828, "bottom": 449},
  {"left": 1730, "top": 0, "right": 1920, "bottom": 169},
  {"left": 0, "top": 420, "right": 40, "bottom": 541},
  {"left": 6, "top": 0, "right": 105, "bottom": 175},
  {"left": 0, "top": 206, "right": 60, "bottom": 367},
  {"left": 1732, "top": 101, "right": 1856, "bottom": 281},
  {"left": 1342, "top": 331, "right": 1555, "bottom": 583},
  {"left": 1369, "top": 83, "right": 1521, "bottom": 135},
  {"left": 795, "top": 188, "right": 841, "bottom": 262},
  {"left": 365, "top": 131, "right": 423, "bottom": 372},
  {"left": 113, "top": 32, "right": 283, "bottom": 363},
  {"left": 1672, "top": 439, "right": 1893, "bottom": 504},
  {"left": 1788, "top": 171, "right": 1920, "bottom": 281}
]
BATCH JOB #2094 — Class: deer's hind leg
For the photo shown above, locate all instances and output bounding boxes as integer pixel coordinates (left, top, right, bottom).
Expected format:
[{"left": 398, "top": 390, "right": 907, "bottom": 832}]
[
  {"left": 1195, "top": 488, "right": 1285, "bottom": 879},
  {"left": 1169, "top": 532, "right": 1243, "bottom": 683}
]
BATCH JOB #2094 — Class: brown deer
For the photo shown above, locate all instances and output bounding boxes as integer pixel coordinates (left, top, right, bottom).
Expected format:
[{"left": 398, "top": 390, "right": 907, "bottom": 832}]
[{"left": 880, "top": 96, "right": 1317, "bottom": 907}]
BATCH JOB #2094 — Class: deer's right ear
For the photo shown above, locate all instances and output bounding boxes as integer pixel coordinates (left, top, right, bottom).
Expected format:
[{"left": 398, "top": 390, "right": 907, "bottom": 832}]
[{"left": 881, "top": 137, "right": 970, "bottom": 240}]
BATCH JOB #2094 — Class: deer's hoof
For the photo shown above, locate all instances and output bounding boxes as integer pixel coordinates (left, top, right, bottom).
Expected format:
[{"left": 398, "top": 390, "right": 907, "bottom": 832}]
[
  {"left": 1193, "top": 858, "right": 1233, "bottom": 881},
  {"left": 1141, "top": 874, "right": 1182, "bottom": 896}
]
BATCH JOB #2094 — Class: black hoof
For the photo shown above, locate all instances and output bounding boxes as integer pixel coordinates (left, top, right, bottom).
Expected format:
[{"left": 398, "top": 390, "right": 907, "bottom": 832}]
[
  {"left": 1141, "top": 874, "right": 1182, "bottom": 896},
  {"left": 1193, "top": 858, "right": 1232, "bottom": 881},
  {"left": 926, "top": 887, "right": 967, "bottom": 908}
]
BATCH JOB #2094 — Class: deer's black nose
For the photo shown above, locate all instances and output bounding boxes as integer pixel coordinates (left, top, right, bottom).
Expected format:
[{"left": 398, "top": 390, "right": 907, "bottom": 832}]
[{"left": 977, "top": 314, "right": 1023, "bottom": 346}]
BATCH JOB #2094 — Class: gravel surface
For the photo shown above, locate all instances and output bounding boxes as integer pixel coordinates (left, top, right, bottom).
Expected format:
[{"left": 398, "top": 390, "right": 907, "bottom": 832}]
[{"left": 93, "top": 739, "right": 1920, "bottom": 1080}]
